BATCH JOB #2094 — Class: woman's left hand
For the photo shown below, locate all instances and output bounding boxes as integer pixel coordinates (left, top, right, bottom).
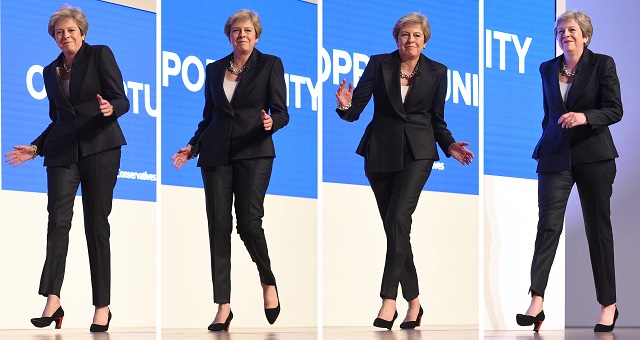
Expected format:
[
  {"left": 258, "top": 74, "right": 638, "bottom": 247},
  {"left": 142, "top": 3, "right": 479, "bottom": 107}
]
[
  {"left": 171, "top": 145, "right": 194, "bottom": 170},
  {"left": 448, "top": 142, "right": 475, "bottom": 166},
  {"left": 97, "top": 94, "right": 115, "bottom": 116},
  {"left": 261, "top": 109, "right": 273, "bottom": 131},
  {"left": 558, "top": 111, "right": 587, "bottom": 129}
]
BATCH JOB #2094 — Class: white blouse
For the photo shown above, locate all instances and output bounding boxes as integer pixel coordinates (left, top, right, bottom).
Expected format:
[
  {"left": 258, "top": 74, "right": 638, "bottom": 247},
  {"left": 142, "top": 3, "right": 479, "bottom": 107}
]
[
  {"left": 401, "top": 85, "right": 411, "bottom": 103},
  {"left": 559, "top": 81, "right": 572, "bottom": 104},
  {"left": 223, "top": 78, "right": 239, "bottom": 103}
]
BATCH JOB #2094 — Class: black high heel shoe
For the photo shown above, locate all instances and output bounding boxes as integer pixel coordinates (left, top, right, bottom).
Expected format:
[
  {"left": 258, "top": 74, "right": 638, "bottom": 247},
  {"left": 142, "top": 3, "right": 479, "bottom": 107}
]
[
  {"left": 516, "top": 310, "right": 545, "bottom": 332},
  {"left": 264, "top": 286, "right": 280, "bottom": 324},
  {"left": 31, "top": 306, "right": 64, "bottom": 329},
  {"left": 208, "top": 310, "right": 233, "bottom": 331},
  {"left": 373, "top": 311, "right": 398, "bottom": 330},
  {"left": 400, "top": 305, "right": 424, "bottom": 329},
  {"left": 90, "top": 310, "right": 112, "bottom": 332},
  {"left": 594, "top": 308, "right": 618, "bottom": 332}
]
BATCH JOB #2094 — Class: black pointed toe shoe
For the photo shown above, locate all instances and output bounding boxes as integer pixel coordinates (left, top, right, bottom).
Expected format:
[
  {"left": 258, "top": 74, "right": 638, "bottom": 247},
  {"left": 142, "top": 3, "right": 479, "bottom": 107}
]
[
  {"left": 265, "top": 302, "right": 280, "bottom": 325},
  {"left": 90, "top": 310, "right": 112, "bottom": 332},
  {"left": 400, "top": 306, "right": 424, "bottom": 329},
  {"left": 594, "top": 308, "right": 618, "bottom": 332},
  {"left": 373, "top": 311, "right": 398, "bottom": 330},
  {"left": 264, "top": 286, "right": 280, "bottom": 324},
  {"left": 516, "top": 310, "right": 545, "bottom": 332},
  {"left": 208, "top": 310, "right": 233, "bottom": 332},
  {"left": 31, "top": 306, "right": 64, "bottom": 329}
]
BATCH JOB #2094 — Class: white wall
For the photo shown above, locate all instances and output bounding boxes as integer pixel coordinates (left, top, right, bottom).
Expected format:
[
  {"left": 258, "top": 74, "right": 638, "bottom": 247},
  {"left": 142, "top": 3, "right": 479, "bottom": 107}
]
[
  {"left": 0, "top": 190, "right": 156, "bottom": 329},
  {"left": 323, "top": 182, "right": 478, "bottom": 326}
]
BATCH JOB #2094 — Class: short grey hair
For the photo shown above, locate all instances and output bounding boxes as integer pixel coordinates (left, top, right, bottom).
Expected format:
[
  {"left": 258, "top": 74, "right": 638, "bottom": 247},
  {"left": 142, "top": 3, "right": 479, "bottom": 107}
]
[
  {"left": 224, "top": 9, "right": 262, "bottom": 39},
  {"left": 554, "top": 11, "right": 593, "bottom": 47},
  {"left": 48, "top": 3, "right": 88, "bottom": 38},
  {"left": 392, "top": 12, "right": 431, "bottom": 44}
]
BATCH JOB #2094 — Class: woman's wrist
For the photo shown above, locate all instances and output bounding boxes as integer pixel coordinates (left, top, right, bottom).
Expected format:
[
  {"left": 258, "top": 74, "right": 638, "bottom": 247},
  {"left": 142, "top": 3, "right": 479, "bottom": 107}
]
[
  {"left": 186, "top": 144, "right": 194, "bottom": 159},
  {"left": 30, "top": 145, "right": 38, "bottom": 160},
  {"left": 447, "top": 142, "right": 461, "bottom": 155},
  {"left": 337, "top": 100, "right": 352, "bottom": 111}
]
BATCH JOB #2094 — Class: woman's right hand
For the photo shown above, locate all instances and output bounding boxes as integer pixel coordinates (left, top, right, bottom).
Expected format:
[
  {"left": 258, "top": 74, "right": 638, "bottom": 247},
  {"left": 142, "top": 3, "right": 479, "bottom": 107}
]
[
  {"left": 5, "top": 145, "right": 35, "bottom": 168},
  {"left": 335, "top": 78, "right": 354, "bottom": 108},
  {"left": 171, "top": 145, "right": 194, "bottom": 170}
]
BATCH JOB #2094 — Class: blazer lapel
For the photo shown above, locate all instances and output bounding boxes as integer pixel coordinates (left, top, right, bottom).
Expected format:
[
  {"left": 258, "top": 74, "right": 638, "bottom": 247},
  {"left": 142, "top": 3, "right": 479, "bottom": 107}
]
[
  {"left": 542, "top": 56, "right": 566, "bottom": 112},
  {"left": 403, "top": 54, "right": 433, "bottom": 109},
  {"left": 46, "top": 55, "right": 75, "bottom": 113},
  {"left": 69, "top": 42, "right": 90, "bottom": 104},
  {"left": 382, "top": 51, "right": 406, "bottom": 117},
  {"left": 566, "top": 49, "right": 596, "bottom": 109},
  {"left": 230, "top": 48, "right": 264, "bottom": 107},
  {"left": 212, "top": 53, "right": 234, "bottom": 116}
]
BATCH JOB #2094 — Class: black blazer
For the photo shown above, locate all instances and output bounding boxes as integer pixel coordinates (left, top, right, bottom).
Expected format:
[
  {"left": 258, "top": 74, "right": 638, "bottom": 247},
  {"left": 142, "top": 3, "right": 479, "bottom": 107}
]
[
  {"left": 32, "top": 42, "right": 129, "bottom": 167},
  {"left": 189, "top": 48, "right": 289, "bottom": 167},
  {"left": 533, "top": 49, "right": 623, "bottom": 173},
  {"left": 337, "top": 51, "right": 456, "bottom": 173}
]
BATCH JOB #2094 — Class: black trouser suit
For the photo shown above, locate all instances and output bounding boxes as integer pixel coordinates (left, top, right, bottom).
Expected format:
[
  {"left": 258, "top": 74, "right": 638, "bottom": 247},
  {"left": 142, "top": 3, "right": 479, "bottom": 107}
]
[
  {"left": 530, "top": 159, "right": 617, "bottom": 306},
  {"left": 201, "top": 157, "right": 277, "bottom": 303},
  {"left": 38, "top": 148, "right": 121, "bottom": 307},
  {"left": 366, "top": 146, "right": 433, "bottom": 301}
]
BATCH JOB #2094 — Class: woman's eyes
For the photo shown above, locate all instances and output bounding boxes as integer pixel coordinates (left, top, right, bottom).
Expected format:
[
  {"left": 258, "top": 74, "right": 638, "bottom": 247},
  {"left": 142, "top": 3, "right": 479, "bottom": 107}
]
[
  {"left": 558, "top": 28, "right": 577, "bottom": 34},
  {"left": 56, "top": 29, "right": 76, "bottom": 35}
]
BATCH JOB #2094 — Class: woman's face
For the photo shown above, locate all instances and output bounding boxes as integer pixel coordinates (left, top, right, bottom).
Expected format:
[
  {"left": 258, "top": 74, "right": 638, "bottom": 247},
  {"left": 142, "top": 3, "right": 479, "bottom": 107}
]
[
  {"left": 54, "top": 18, "right": 85, "bottom": 56},
  {"left": 397, "top": 23, "right": 425, "bottom": 60},
  {"left": 556, "top": 19, "right": 588, "bottom": 55},
  {"left": 229, "top": 19, "right": 258, "bottom": 55}
]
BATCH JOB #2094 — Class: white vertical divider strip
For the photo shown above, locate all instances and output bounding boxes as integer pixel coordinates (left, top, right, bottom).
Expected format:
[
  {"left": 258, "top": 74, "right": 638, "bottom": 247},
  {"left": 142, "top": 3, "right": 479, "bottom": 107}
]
[
  {"left": 478, "top": 1, "right": 485, "bottom": 338},
  {"left": 0, "top": 2, "right": 3, "bottom": 188},
  {"left": 556, "top": 0, "right": 567, "bottom": 329},
  {"left": 317, "top": 1, "right": 323, "bottom": 338},
  {"left": 155, "top": 0, "right": 162, "bottom": 337}
]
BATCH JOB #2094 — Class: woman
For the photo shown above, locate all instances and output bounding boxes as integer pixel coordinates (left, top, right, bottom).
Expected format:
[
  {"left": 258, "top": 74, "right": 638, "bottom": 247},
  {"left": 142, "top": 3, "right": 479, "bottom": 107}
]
[
  {"left": 4, "top": 4, "right": 128, "bottom": 332},
  {"left": 516, "top": 11, "right": 622, "bottom": 333},
  {"left": 335, "top": 12, "right": 474, "bottom": 330},
  {"left": 171, "top": 9, "right": 288, "bottom": 332}
]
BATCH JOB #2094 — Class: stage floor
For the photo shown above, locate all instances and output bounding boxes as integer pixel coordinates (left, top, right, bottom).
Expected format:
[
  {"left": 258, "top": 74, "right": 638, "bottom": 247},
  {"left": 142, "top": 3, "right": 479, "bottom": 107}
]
[
  {"left": 484, "top": 328, "right": 640, "bottom": 340},
  {"left": 1, "top": 327, "right": 639, "bottom": 339}
]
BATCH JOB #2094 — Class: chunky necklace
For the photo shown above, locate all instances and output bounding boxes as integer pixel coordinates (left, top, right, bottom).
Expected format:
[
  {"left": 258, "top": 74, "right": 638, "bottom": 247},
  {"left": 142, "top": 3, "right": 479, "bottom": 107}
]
[
  {"left": 62, "top": 55, "right": 73, "bottom": 73},
  {"left": 228, "top": 58, "right": 247, "bottom": 75},
  {"left": 561, "top": 58, "right": 576, "bottom": 77},
  {"left": 400, "top": 61, "right": 419, "bottom": 79}
]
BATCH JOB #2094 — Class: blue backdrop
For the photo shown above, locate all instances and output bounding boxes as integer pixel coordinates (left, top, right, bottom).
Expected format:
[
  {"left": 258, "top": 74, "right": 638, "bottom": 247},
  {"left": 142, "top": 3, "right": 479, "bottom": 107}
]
[
  {"left": 1, "top": 0, "right": 157, "bottom": 201},
  {"left": 160, "top": 0, "right": 318, "bottom": 199},
  {"left": 484, "top": 0, "right": 556, "bottom": 179},
  {"left": 322, "top": 0, "right": 479, "bottom": 195}
]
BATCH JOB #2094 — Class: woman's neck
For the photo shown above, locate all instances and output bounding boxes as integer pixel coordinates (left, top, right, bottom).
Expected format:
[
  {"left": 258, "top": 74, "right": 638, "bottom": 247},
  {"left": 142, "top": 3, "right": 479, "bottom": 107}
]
[
  {"left": 232, "top": 51, "right": 251, "bottom": 69},
  {"left": 564, "top": 51, "right": 582, "bottom": 71},
  {"left": 400, "top": 57, "right": 419, "bottom": 76},
  {"left": 64, "top": 52, "right": 77, "bottom": 67},
  {"left": 400, "top": 55, "right": 419, "bottom": 67}
]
